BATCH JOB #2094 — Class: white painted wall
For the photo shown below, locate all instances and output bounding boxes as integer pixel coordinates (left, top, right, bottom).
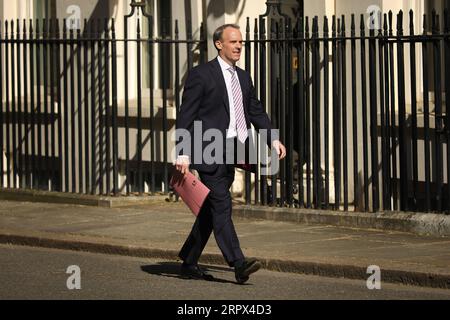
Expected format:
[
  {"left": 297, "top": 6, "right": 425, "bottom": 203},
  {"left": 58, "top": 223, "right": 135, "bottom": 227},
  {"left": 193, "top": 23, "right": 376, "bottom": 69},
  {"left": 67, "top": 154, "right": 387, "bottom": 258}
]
[{"left": 3, "top": 0, "right": 19, "bottom": 20}]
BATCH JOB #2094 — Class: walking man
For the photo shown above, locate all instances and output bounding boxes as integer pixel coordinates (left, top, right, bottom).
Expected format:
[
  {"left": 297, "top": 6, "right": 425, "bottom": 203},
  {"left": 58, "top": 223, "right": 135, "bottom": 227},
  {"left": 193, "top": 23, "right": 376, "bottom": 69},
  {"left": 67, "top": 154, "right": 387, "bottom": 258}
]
[{"left": 175, "top": 24, "right": 286, "bottom": 284}]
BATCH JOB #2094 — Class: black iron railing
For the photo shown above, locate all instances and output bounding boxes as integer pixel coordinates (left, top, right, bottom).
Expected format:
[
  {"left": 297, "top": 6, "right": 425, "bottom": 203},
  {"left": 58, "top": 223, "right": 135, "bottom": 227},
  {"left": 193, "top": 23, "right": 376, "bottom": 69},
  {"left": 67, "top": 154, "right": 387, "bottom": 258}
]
[
  {"left": 1, "top": 2, "right": 449, "bottom": 214},
  {"left": 242, "top": 6, "right": 449, "bottom": 213},
  {"left": 0, "top": 5, "right": 207, "bottom": 196}
]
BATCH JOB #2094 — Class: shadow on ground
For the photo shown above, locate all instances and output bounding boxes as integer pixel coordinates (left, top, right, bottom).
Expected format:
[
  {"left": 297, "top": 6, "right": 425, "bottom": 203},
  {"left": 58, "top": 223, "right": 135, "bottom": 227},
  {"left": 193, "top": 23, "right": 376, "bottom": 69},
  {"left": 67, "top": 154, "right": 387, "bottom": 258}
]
[{"left": 140, "top": 262, "right": 244, "bottom": 285}]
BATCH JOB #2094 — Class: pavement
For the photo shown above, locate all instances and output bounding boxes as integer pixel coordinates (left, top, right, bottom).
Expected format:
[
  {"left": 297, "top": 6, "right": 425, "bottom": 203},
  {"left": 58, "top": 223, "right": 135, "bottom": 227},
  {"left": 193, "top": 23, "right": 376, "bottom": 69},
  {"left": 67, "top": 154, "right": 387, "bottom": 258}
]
[{"left": 0, "top": 198, "right": 450, "bottom": 289}]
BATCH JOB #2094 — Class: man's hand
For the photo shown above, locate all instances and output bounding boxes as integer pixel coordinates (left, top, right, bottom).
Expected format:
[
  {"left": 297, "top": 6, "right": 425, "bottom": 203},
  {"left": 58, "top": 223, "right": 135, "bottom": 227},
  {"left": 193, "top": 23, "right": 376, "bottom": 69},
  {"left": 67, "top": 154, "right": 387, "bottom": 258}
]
[
  {"left": 175, "top": 156, "right": 190, "bottom": 175},
  {"left": 272, "top": 140, "right": 287, "bottom": 160}
]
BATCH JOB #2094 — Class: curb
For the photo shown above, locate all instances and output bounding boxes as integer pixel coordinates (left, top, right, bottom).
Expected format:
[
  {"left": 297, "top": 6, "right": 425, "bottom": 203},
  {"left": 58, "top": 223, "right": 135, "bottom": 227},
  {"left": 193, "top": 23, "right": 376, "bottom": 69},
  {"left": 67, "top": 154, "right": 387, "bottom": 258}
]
[
  {"left": 1, "top": 232, "right": 449, "bottom": 290},
  {"left": 234, "top": 206, "right": 450, "bottom": 238},
  {"left": 2, "top": 189, "right": 450, "bottom": 238},
  {"left": 0, "top": 188, "right": 168, "bottom": 208}
]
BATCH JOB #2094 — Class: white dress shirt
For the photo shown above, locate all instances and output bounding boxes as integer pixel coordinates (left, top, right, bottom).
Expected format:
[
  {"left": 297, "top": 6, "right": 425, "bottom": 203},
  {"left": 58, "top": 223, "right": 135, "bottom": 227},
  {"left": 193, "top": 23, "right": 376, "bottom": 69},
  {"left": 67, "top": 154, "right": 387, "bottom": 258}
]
[{"left": 217, "top": 55, "right": 242, "bottom": 139}]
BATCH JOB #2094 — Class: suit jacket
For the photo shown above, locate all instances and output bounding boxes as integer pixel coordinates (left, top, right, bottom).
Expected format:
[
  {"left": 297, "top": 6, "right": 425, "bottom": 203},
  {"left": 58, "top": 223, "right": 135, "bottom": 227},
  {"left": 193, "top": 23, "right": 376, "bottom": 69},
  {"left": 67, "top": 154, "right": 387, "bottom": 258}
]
[{"left": 176, "top": 58, "right": 278, "bottom": 173}]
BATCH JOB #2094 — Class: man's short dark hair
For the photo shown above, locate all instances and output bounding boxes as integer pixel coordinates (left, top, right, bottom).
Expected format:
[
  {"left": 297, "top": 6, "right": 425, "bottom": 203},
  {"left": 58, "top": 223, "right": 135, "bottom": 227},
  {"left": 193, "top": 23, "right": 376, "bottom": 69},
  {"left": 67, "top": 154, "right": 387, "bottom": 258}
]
[{"left": 213, "top": 24, "right": 240, "bottom": 51}]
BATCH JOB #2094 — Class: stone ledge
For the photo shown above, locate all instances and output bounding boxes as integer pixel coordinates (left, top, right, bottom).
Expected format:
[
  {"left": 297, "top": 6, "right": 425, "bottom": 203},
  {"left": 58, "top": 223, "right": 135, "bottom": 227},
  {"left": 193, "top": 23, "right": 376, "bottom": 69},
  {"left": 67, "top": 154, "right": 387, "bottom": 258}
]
[
  {"left": 0, "top": 188, "right": 168, "bottom": 208},
  {"left": 234, "top": 205, "right": 450, "bottom": 237}
]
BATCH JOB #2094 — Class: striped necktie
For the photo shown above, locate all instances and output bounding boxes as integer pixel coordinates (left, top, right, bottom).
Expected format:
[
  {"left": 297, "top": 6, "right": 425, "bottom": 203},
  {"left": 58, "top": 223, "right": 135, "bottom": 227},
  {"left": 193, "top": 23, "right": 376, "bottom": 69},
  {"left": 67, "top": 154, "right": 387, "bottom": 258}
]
[{"left": 228, "top": 67, "right": 248, "bottom": 144}]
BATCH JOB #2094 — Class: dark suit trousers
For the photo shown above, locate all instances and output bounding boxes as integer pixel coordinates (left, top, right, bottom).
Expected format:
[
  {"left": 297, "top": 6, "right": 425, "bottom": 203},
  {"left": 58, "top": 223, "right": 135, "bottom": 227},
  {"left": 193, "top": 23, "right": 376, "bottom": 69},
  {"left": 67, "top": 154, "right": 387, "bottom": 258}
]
[{"left": 178, "top": 163, "right": 245, "bottom": 267}]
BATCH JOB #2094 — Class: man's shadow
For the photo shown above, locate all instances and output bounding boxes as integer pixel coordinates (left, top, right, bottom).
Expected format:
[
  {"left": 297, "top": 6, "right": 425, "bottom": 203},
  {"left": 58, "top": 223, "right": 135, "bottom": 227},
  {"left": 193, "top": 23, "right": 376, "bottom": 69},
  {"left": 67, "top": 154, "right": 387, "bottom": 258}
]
[{"left": 140, "top": 262, "right": 241, "bottom": 285}]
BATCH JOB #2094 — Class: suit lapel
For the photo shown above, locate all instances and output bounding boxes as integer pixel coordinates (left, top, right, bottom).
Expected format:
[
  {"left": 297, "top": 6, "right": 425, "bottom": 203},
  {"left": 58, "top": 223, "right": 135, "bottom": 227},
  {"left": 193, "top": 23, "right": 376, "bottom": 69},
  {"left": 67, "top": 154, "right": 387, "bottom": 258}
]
[
  {"left": 237, "top": 68, "right": 250, "bottom": 121},
  {"left": 210, "top": 58, "right": 230, "bottom": 117}
]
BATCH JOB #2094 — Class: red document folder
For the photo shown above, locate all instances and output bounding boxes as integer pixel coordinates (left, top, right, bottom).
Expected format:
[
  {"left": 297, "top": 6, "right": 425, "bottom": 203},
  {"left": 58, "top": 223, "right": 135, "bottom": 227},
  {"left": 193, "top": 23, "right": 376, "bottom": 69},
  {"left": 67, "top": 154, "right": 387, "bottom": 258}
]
[{"left": 170, "top": 170, "right": 210, "bottom": 216}]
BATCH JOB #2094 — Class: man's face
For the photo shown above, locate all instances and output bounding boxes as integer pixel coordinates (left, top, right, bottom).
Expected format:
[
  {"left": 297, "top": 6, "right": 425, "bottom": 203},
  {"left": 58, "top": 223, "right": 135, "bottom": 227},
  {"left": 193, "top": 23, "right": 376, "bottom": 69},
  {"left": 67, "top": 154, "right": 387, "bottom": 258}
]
[{"left": 216, "top": 27, "right": 243, "bottom": 65}]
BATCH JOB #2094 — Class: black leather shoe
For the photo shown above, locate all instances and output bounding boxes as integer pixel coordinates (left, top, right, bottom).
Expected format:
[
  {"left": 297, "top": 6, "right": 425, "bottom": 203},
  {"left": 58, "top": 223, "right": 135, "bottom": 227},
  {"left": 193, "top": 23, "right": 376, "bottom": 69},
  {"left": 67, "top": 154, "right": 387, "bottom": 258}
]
[
  {"left": 180, "top": 264, "right": 214, "bottom": 281},
  {"left": 235, "top": 258, "right": 262, "bottom": 284}
]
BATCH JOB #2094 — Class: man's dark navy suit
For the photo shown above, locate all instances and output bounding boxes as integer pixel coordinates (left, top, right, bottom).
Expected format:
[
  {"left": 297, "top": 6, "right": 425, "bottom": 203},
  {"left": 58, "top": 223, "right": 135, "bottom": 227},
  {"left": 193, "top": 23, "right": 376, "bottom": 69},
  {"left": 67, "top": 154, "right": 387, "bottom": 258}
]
[{"left": 176, "top": 58, "right": 277, "bottom": 267}]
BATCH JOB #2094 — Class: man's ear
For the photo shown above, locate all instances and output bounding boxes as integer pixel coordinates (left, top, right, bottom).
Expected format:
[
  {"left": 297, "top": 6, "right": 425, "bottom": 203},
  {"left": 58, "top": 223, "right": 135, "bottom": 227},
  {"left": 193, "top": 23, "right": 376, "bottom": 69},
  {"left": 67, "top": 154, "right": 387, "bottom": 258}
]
[{"left": 215, "top": 40, "right": 222, "bottom": 50}]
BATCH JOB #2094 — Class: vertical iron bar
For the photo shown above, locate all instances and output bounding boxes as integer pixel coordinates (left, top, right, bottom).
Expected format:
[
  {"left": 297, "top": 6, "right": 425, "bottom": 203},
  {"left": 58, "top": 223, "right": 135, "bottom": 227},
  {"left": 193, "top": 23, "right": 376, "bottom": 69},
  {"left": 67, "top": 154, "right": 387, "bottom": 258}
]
[
  {"left": 136, "top": 19, "right": 143, "bottom": 195},
  {"left": 254, "top": 19, "right": 260, "bottom": 205},
  {"left": 369, "top": 13, "right": 379, "bottom": 212},
  {"left": 324, "top": 16, "right": 330, "bottom": 209},
  {"left": 275, "top": 76, "right": 280, "bottom": 206},
  {"left": 56, "top": 19, "right": 62, "bottom": 191},
  {"left": 272, "top": 19, "right": 278, "bottom": 206},
  {"left": 378, "top": 18, "right": 388, "bottom": 211},
  {"left": 11, "top": 20, "right": 17, "bottom": 189},
  {"left": 278, "top": 19, "right": 286, "bottom": 207},
  {"left": 50, "top": 20, "right": 56, "bottom": 191},
  {"left": 245, "top": 18, "right": 252, "bottom": 205},
  {"left": 76, "top": 25, "right": 83, "bottom": 193},
  {"left": 271, "top": 72, "right": 284, "bottom": 206},
  {"left": 305, "top": 17, "right": 311, "bottom": 208},
  {"left": 351, "top": 15, "right": 359, "bottom": 211},
  {"left": 32, "top": 20, "right": 42, "bottom": 189},
  {"left": 111, "top": 19, "right": 119, "bottom": 195},
  {"left": 286, "top": 18, "right": 294, "bottom": 207},
  {"left": 360, "top": 15, "right": 369, "bottom": 212},
  {"left": 336, "top": 18, "right": 342, "bottom": 211},
  {"left": 70, "top": 25, "right": 76, "bottom": 192},
  {"left": 432, "top": 11, "right": 443, "bottom": 212},
  {"left": 29, "top": 21, "right": 35, "bottom": 189},
  {"left": 312, "top": 17, "right": 320, "bottom": 209},
  {"left": 97, "top": 19, "right": 104, "bottom": 195},
  {"left": 341, "top": 16, "right": 348, "bottom": 211},
  {"left": 142, "top": 6, "right": 153, "bottom": 195},
  {"left": 311, "top": 17, "right": 318, "bottom": 208},
  {"left": 422, "top": 15, "right": 431, "bottom": 212},
  {"left": 383, "top": 14, "right": 392, "bottom": 211},
  {"left": 389, "top": 11, "right": 398, "bottom": 210},
  {"left": 124, "top": 16, "right": 130, "bottom": 195},
  {"left": 162, "top": 20, "right": 169, "bottom": 194},
  {"left": 199, "top": 22, "right": 206, "bottom": 64},
  {"left": 90, "top": 20, "right": 97, "bottom": 195},
  {"left": 5, "top": 21, "right": 11, "bottom": 188},
  {"left": 148, "top": 15, "right": 155, "bottom": 194},
  {"left": 186, "top": 18, "right": 193, "bottom": 70},
  {"left": 83, "top": 19, "right": 90, "bottom": 194},
  {"left": 63, "top": 20, "right": 69, "bottom": 192},
  {"left": 43, "top": 19, "right": 50, "bottom": 190},
  {"left": 296, "top": 16, "right": 305, "bottom": 208},
  {"left": 104, "top": 19, "right": 111, "bottom": 195},
  {"left": 36, "top": 20, "right": 43, "bottom": 189},
  {"left": 175, "top": 20, "right": 180, "bottom": 128},
  {"left": 332, "top": 17, "right": 340, "bottom": 210},
  {"left": 270, "top": 19, "right": 277, "bottom": 206},
  {"left": 174, "top": 19, "right": 180, "bottom": 200},
  {"left": 16, "top": 20, "right": 23, "bottom": 189},
  {"left": 259, "top": 17, "right": 267, "bottom": 205},
  {"left": 23, "top": 19, "right": 29, "bottom": 188},
  {"left": 409, "top": 10, "right": 419, "bottom": 210},
  {"left": 331, "top": 17, "right": 337, "bottom": 209},
  {"left": 397, "top": 11, "right": 408, "bottom": 211}
]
